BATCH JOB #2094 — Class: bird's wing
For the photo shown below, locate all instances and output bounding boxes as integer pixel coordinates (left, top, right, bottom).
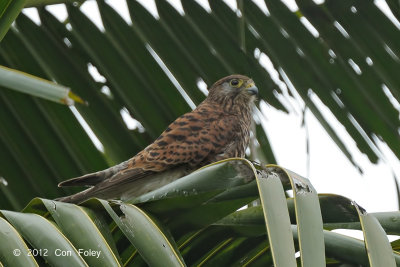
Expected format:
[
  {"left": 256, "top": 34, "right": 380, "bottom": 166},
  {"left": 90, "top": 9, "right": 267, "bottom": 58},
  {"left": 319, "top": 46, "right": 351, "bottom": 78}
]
[
  {"left": 129, "top": 104, "right": 238, "bottom": 172},
  {"left": 83, "top": 106, "right": 238, "bottom": 194},
  {"left": 57, "top": 165, "right": 150, "bottom": 187},
  {"left": 58, "top": 159, "right": 132, "bottom": 187},
  {"left": 59, "top": 104, "right": 238, "bottom": 188},
  {"left": 55, "top": 166, "right": 187, "bottom": 203},
  {"left": 55, "top": 170, "right": 150, "bottom": 202}
]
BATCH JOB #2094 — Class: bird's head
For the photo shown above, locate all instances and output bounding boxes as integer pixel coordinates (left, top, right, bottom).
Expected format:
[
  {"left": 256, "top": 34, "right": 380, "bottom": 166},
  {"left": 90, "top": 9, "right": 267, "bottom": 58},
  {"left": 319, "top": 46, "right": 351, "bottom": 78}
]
[{"left": 206, "top": 74, "right": 258, "bottom": 108}]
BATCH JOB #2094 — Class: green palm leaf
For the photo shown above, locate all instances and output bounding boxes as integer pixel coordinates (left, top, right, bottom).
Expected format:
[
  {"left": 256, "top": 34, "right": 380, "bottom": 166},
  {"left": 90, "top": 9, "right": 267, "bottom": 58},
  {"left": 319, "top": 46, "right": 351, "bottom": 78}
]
[{"left": 1, "top": 161, "right": 399, "bottom": 266}]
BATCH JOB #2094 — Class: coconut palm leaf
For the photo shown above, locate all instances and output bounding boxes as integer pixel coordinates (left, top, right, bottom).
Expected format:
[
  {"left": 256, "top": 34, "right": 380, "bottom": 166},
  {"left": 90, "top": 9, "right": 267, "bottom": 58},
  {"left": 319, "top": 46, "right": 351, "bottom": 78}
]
[{"left": 1, "top": 161, "right": 399, "bottom": 266}]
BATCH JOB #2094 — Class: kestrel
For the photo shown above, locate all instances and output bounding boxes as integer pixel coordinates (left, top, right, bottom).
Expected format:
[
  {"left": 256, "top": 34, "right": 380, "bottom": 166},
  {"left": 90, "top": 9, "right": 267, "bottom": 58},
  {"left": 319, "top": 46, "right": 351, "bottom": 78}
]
[{"left": 57, "top": 74, "right": 258, "bottom": 203}]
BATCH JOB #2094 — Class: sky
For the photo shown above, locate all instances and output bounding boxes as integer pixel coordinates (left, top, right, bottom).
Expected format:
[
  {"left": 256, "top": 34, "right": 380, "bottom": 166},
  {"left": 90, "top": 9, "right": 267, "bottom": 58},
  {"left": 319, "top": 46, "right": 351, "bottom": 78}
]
[{"left": 22, "top": 0, "right": 400, "bottom": 217}]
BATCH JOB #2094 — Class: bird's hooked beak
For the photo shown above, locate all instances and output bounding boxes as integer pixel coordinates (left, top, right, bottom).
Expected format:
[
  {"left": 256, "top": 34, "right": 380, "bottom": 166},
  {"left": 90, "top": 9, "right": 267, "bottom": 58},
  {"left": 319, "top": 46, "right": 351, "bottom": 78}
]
[{"left": 245, "top": 81, "right": 258, "bottom": 95}]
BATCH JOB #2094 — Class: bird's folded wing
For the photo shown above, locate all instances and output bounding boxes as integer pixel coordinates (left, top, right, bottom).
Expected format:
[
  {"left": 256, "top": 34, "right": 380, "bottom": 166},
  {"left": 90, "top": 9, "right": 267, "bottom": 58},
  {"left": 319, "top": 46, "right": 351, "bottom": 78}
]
[{"left": 58, "top": 159, "right": 132, "bottom": 187}]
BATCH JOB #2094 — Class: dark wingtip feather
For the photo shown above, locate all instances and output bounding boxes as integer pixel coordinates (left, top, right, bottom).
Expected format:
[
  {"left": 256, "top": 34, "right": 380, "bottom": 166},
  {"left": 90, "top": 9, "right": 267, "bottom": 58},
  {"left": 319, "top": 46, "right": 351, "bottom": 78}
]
[
  {"left": 59, "top": 160, "right": 131, "bottom": 187},
  {"left": 58, "top": 173, "right": 103, "bottom": 187}
]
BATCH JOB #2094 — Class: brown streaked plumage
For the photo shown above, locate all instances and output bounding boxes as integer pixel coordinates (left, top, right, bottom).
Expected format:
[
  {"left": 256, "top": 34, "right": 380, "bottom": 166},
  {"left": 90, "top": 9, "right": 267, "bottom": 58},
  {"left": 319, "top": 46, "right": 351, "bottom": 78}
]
[{"left": 57, "top": 74, "right": 258, "bottom": 203}]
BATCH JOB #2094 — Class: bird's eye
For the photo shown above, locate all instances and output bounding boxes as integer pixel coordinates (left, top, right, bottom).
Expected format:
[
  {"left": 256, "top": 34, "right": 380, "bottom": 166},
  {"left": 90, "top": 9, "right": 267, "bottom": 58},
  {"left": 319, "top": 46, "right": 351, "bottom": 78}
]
[{"left": 230, "top": 79, "right": 240, "bottom": 87}]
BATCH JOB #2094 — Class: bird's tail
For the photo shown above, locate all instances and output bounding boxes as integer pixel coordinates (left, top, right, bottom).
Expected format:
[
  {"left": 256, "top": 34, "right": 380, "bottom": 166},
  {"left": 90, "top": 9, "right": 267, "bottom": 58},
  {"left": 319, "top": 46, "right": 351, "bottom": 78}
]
[
  {"left": 58, "top": 159, "right": 130, "bottom": 187},
  {"left": 54, "top": 188, "right": 93, "bottom": 203}
]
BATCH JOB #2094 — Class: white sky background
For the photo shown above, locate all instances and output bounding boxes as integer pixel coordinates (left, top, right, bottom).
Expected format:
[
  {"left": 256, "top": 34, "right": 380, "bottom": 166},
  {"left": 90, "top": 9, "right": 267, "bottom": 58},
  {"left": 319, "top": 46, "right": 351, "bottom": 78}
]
[{"left": 22, "top": 0, "right": 400, "bottom": 217}]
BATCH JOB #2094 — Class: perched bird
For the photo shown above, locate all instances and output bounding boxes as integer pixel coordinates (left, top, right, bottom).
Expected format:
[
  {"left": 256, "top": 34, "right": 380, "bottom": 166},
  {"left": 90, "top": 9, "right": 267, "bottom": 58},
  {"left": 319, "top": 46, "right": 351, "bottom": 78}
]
[{"left": 57, "top": 74, "right": 258, "bottom": 203}]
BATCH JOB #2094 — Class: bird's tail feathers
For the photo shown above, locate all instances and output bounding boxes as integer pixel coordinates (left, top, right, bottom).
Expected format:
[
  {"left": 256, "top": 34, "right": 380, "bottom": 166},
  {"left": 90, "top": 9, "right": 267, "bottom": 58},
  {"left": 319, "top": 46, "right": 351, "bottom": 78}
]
[
  {"left": 54, "top": 188, "right": 92, "bottom": 203},
  {"left": 58, "top": 160, "right": 130, "bottom": 187}
]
